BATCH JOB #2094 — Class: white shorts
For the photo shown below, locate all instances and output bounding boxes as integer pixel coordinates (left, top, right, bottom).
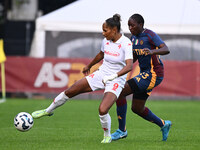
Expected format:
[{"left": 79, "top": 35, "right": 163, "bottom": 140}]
[{"left": 86, "top": 70, "right": 124, "bottom": 98}]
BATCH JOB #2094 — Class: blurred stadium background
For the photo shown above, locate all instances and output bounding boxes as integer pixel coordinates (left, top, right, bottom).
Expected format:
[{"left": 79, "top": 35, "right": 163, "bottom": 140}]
[{"left": 0, "top": 0, "right": 200, "bottom": 100}]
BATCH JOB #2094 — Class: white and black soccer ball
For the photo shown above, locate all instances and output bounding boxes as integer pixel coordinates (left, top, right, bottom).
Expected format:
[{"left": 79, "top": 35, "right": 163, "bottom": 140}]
[{"left": 14, "top": 112, "right": 34, "bottom": 132}]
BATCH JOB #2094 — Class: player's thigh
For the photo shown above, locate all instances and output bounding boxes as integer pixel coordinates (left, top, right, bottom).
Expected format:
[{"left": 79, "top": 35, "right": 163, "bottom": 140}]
[
  {"left": 86, "top": 70, "right": 105, "bottom": 91},
  {"left": 118, "top": 82, "right": 133, "bottom": 99},
  {"left": 65, "top": 77, "right": 92, "bottom": 97},
  {"left": 99, "top": 92, "right": 117, "bottom": 115},
  {"left": 129, "top": 77, "right": 149, "bottom": 112}
]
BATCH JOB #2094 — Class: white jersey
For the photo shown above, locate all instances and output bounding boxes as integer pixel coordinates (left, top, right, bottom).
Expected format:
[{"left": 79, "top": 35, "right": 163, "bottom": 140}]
[
  {"left": 99, "top": 34, "right": 133, "bottom": 84},
  {"left": 86, "top": 34, "right": 133, "bottom": 97}
]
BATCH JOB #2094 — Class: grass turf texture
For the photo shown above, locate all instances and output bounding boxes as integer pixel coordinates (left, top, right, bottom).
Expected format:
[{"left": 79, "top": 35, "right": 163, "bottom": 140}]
[{"left": 0, "top": 98, "right": 200, "bottom": 150}]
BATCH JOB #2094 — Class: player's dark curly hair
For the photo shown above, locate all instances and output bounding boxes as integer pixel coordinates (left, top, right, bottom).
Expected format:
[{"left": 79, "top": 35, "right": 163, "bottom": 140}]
[
  {"left": 106, "top": 14, "right": 121, "bottom": 32},
  {"left": 130, "top": 14, "right": 144, "bottom": 25}
]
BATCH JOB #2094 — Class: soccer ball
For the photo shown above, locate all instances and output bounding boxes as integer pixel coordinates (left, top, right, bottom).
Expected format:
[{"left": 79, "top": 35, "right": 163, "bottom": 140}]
[{"left": 14, "top": 112, "right": 34, "bottom": 132}]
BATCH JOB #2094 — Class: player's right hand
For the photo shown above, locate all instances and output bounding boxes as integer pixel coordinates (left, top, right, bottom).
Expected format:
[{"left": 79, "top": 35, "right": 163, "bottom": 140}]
[
  {"left": 82, "top": 66, "right": 90, "bottom": 76},
  {"left": 143, "top": 48, "right": 153, "bottom": 55}
]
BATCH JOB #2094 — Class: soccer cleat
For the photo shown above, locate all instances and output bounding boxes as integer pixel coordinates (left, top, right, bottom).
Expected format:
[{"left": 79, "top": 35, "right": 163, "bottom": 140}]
[
  {"left": 161, "top": 120, "right": 172, "bottom": 141},
  {"left": 101, "top": 136, "right": 112, "bottom": 143},
  {"left": 111, "top": 129, "right": 128, "bottom": 141},
  {"left": 31, "top": 109, "right": 53, "bottom": 119}
]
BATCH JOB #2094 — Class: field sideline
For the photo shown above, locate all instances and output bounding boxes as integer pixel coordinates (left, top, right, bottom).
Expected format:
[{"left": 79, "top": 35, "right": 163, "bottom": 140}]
[{"left": 0, "top": 98, "right": 199, "bottom": 150}]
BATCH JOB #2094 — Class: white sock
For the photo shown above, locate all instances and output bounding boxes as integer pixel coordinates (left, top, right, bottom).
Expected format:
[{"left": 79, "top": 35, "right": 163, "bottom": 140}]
[
  {"left": 99, "top": 113, "right": 111, "bottom": 137},
  {"left": 46, "top": 92, "right": 69, "bottom": 113}
]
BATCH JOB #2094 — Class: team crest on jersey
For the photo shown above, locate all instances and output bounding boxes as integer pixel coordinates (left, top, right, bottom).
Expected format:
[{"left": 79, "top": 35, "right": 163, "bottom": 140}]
[{"left": 140, "top": 40, "right": 144, "bottom": 45}]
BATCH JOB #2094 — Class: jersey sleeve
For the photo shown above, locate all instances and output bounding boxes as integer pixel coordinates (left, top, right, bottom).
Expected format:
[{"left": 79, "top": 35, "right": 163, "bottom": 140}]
[
  {"left": 151, "top": 32, "right": 164, "bottom": 47},
  {"left": 124, "top": 38, "right": 133, "bottom": 60},
  {"left": 101, "top": 38, "right": 106, "bottom": 52}
]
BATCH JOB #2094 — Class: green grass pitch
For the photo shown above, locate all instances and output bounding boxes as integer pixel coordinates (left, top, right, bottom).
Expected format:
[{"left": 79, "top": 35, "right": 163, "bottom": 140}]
[{"left": 0, "top": 98, "right": 200, "bottom": 150}]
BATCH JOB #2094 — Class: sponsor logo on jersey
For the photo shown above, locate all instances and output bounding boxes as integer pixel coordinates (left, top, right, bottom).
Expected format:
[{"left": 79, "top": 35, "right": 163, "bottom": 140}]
[
  {"left": 104, "top": 50, "right": 120, "bottom": 57},
  {"left": 134, "top": 49, "right": 146, "bottom": 55}
]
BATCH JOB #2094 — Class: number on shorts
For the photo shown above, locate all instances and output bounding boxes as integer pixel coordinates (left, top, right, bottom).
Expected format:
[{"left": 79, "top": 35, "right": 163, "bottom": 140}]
[
  {"left": 112, "top": 83, "right": 119, "bottom": 91},
  {"left": 141, "top": 72, "right": 149, "bottom": 79}
]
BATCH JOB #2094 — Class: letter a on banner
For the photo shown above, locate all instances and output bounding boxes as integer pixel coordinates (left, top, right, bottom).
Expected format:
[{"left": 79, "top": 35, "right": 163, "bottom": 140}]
[{"left": 0, "top": 39, "right": 6, "bottom": 103}]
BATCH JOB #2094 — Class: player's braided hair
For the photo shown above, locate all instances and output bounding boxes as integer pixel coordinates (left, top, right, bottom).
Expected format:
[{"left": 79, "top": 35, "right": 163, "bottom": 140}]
[
  {"left": 130, "top": 14, "right": 144, "bottom": 25},
  {"left": 106, "top": 14, "right": 121, "bottom": 32}
]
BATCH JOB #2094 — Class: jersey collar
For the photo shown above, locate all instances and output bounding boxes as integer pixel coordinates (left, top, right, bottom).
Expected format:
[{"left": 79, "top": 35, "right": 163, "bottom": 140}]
[{"left": 113, "top": 34, "right": 124, "bottom": 44}]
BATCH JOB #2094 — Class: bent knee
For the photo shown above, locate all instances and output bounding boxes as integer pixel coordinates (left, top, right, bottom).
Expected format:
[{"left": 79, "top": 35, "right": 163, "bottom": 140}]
[
  {"left": 131, "top": 106, "right": 143, "bottom": 115},
  {"left": 99, "top": 106, "right": 108, "bottom": 115},
  {"left": 131, "top": 107, "right": 137, "bottom": 114}
]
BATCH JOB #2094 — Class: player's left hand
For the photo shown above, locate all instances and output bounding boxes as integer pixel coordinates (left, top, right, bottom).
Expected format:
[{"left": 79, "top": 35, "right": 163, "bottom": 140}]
[
  {"left": 102, "top": 73, "right": 118, "bottom": 84},
  {"left": 143, "top": 48, "right": 153, "bottom": 55}
]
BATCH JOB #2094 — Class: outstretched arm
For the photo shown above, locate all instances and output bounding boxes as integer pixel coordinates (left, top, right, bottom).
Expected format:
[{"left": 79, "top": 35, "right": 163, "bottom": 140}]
[
  {"left": 82, "top": 51, "right": 104, "bottom": 76},
  {"left": 143, "top": 43, "right": 170, "bottom": 55}
]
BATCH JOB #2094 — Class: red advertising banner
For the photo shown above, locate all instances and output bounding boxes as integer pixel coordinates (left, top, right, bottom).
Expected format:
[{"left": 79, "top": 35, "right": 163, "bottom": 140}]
[
  {"left": 2, "top": 57, "right": 102, "bottom": 93},
  {"left": 153, "top": 61, "right": 200, "bottom": 97},
  {"left": 0, "top": 57, "right": 200, "bottom": 98}
]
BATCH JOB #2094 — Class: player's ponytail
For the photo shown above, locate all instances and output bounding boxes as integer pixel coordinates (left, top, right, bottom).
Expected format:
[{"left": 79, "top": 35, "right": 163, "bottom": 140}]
[
  {"left": 113, "top": 14, "right": 121, "bottom": 22},
  {"left": 106, "top": 14, "right": 121, "bottom": 32}
]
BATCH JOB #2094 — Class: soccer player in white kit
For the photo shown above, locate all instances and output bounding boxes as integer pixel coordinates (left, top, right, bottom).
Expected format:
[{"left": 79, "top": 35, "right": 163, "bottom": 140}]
[{"left": 32, "top": 14, "right": 133, "bottom": 143}]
